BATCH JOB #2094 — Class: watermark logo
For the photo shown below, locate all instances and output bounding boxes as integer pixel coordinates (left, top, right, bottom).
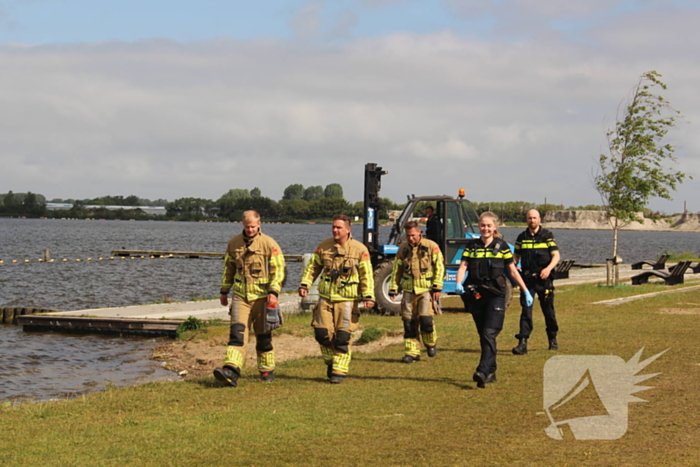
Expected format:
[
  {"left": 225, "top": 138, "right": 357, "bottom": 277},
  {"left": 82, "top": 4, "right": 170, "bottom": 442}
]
[{"left": 541, "top": 348, "right": 668, "bottom": 440}]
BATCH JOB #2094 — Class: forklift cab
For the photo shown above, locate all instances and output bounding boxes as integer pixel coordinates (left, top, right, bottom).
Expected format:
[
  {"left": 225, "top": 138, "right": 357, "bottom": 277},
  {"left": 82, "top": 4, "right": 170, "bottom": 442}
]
[{"left": 387, "top": 194, "right": 481, "bottom": 293}]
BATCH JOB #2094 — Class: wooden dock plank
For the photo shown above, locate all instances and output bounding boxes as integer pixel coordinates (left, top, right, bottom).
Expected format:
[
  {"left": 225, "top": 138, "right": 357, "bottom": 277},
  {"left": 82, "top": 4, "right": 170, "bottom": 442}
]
[
  {"left": 16, "top": 315, "right": 182, "bottom": 337},
  {"left": 110, "top": 250, "right": 303, "bottom": 261}
]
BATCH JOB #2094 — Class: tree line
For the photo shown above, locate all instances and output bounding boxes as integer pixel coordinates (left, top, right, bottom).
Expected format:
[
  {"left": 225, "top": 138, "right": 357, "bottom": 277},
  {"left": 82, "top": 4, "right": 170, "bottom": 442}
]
[
  {"left": 0, "top": 184, "right": 404, "bottom": 222},
  {"left": 2, "top": 186, "right": 620, "bottom": 223}
]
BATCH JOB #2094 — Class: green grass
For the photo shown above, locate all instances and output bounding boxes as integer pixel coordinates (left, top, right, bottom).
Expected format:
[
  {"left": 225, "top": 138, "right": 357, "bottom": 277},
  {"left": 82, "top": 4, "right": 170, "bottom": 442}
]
[
  {"left": 663, "top": 250, "right": 700, "bottom": 262},
  {"left": 2, "top": 284, "right": 700, "bottom": 466}
]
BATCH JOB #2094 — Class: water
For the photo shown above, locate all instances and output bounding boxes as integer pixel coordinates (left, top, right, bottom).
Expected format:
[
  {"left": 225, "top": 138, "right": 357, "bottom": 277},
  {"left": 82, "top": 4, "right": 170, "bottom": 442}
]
[
  {"left": 1, "top": 218, "right": 699, "bottom": 402},
  {"left": 1, "top": 325, "right": 173, "bottom": 403}
]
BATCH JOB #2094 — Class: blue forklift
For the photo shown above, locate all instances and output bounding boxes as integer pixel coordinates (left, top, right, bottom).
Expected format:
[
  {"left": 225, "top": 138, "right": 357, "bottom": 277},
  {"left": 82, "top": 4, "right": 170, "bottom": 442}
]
[{"left": 362, "top": 163, "right": 513, "bottom": 314}]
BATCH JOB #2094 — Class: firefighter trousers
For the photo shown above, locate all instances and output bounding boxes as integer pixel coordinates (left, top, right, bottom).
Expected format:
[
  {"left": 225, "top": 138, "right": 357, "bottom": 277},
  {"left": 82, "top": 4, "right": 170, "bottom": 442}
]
[
  {"left": 223, "top": 295, "right": 275, "bottom": 373},
  {"left": 400, "top": 291, "right": 438, "bottom": 357},
  {"left": 311, "top": 298, "right": 360, "bottom": 375}
]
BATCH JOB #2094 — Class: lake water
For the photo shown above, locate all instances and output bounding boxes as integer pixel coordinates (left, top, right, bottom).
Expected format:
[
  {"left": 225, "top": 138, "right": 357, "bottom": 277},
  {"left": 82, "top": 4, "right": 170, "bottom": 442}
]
[{"left": 1, "top": 218, "right": 698, "bottom": 402}]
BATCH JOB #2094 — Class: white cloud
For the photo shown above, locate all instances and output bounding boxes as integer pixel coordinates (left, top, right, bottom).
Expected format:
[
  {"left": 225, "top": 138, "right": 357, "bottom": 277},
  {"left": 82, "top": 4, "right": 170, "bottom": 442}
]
[{"left": 1, "top": 4, "right": 699, "bottom": 213}]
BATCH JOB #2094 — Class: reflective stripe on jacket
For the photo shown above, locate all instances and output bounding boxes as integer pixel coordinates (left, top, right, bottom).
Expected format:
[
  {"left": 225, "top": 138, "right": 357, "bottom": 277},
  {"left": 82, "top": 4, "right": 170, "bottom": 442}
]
[
  {"left": 300, "top": 237, "right": 375, "bottom": 302},
  {"left": 220, "top": 231, "right": 285, "bottom": 301},
  {"left": 462, "top": 238, "right": 513, "bottom": 286},
  {"left": 388, "top": 238, "right": 444, "bottom": 294},
  {"left": 515, "top": 227, "right": 558, "bottom": 273}
]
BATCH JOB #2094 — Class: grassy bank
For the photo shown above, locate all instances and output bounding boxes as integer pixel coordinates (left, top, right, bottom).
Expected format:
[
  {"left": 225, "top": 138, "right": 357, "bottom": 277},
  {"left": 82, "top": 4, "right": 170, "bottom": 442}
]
[{"left": 2, "top": 281, "right": 700, "bottom": 466}]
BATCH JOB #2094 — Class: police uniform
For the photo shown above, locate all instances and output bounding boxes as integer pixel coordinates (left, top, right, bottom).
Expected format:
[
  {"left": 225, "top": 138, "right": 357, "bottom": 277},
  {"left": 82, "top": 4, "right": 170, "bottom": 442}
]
[
  {"left": 388, "top": 237, "right": 444, "bottom": 359},
  {"left": 220, "top": 230, "right": 285, "bottom": 375},
  {"left": 300, "top": 237, "right": 374, "bottom": 377},
  {"left": 425, "top": 215, "right": 442, "bottom": 245},
  {"left": 460, "top": 236, "right": 513, "bottom": 378},
  {"left": 514, "top": 226, "right": 559, "bottom": 342}
]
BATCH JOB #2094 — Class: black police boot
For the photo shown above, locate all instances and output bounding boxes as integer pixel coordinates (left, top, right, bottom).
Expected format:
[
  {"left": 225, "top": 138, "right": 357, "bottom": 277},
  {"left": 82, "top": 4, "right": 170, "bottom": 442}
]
[
  {"left": 549, "top": 338, "right": 558, "bottom": 351},
  {"left": 512, "top": 338, "right": 528, "bottom": 355},
  {"left": 427, "top": 346, "right": 437, "bottom": 358},
  {"left": 213, "top": 365, "right": 241, "bottom": 387},
  {"left": 473, "top": 371, "right": 487, "bottom": 388},
  {"left": 485, "top": 372, "right": 497, "bottom": 384}
]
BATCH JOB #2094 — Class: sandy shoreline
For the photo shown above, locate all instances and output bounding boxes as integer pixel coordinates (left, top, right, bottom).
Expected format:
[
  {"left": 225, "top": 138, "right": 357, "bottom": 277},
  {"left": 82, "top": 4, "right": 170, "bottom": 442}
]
[{"left": 542, "top": 210, "right": 700, "bottom": 232}]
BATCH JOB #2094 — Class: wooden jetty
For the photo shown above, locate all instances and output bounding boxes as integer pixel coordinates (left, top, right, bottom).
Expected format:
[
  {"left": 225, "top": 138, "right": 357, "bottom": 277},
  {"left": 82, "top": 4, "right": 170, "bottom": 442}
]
[
  {"left": 111, "top": 250, "right": 303, "bottom": 261},
  {"left": 15, "top": 315, "right": 181, "bottom": 338},
  {"left": 1, "top": 307, "right": 59, "bottom": 324}
]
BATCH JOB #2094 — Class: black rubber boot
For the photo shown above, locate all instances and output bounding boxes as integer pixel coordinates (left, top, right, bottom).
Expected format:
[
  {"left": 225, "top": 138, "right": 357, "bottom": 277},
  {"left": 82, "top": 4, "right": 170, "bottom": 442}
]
[
  {"left": 512, "top": 338, "right": 528, "bottom": 355},
  {"left": 213, "top": 365, "right": 241, "bottom": 387}
]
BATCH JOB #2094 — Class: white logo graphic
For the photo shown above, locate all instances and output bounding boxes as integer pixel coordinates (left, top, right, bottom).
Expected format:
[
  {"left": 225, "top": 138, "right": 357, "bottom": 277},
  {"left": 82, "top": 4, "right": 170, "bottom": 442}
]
[{"left": 541, "top": 348, "right": 667, "bottom": 440}]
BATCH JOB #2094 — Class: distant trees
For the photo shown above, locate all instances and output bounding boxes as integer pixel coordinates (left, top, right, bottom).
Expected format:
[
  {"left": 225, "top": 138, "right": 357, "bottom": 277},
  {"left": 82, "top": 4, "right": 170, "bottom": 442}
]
[
  {"left": 282, "top": 184, "right": 304, "bottom": 200},
  {"left": 0, "top": 191, "right": 47, "bottom": 217},
  {"left": 166, "top": 198, "right": 217, "bottom": 221},
  {"left": 303, "top": 185, "right": 324, "bottom": 201},
  {"left": 323, "top": 183, "right": 343, "bottom": 199}
]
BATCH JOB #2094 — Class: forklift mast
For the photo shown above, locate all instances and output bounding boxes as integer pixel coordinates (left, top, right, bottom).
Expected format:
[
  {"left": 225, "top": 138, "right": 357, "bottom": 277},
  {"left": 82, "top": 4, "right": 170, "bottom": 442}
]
[{"left": 363, "top": 162, "right": 387, "bottom": 255}]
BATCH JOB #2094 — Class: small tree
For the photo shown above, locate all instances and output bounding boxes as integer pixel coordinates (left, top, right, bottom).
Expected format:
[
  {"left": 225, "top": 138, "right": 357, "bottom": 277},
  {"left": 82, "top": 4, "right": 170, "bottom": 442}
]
[{"left": 594, "top": 71, "right": 689, "bottom": 284}]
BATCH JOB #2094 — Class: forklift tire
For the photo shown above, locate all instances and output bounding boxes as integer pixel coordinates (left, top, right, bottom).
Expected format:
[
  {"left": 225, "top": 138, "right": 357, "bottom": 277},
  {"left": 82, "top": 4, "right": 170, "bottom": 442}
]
[{"left": 373, "top": 261, "right": 401, "bottom": 316}]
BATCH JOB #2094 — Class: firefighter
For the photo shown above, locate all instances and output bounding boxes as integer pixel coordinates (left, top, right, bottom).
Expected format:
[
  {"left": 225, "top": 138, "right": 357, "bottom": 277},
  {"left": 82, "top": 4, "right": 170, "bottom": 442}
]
[
  {"left": 213, "top": 210, "right": 285, "bottom": 387},
  {"left": 455, "top": 211, "right": 532, "bottom": 388},
  {"left": 511, "top": 209, "right": 561, "bottom": 355},
  {"left": 298, "top": 214, "right": 375, "bottom": 384},
  {"left": 388, "top": 220, "right": 445, "bottom": 363}
]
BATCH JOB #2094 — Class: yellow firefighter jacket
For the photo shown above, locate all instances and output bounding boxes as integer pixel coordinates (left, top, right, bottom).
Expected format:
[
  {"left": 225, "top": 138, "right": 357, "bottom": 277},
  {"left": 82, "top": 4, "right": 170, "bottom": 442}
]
[
  {"left": 300, "top": 237, "right": 375, "bottom": 302},
  {"left": 388, "top": 237, "right": 445, "bottom": 294},
  {"left": 220, "top": 230, "right": 285, "bottom": 301}
]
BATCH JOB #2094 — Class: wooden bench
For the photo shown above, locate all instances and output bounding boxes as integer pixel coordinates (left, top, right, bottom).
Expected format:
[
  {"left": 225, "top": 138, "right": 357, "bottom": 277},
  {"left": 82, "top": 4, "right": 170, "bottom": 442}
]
[
  {"left": 631, "top": 260, "right": 692, "bottom": 286},
  {"left": 670, "top": 261, "right": 700, "bottom": 274},
  {"left": 631, "top": 253, "right": 670, "bottom": 270},
  {"left": 551, "top": 259, "right": 575, "bottom": 280}
]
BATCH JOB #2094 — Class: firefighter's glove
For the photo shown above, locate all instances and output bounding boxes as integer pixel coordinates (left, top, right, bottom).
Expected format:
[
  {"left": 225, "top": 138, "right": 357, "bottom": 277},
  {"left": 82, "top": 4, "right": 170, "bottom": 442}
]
[
  {"left": 455, "top": 283, "right": 465, "bottom": 295},
  {"left": 264, "top": 304, "right": 283, "bottom": 333},
  {"left": 523, "top": 289, "right": 534, "bottom": 307}
]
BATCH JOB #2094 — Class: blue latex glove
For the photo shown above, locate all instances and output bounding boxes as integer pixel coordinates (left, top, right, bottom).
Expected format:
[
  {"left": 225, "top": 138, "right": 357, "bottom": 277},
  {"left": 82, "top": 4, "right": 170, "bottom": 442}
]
[
  {"left": 523, "top": 289, "right": 534, "bottom": 307},
  {"left": 455, "top": 283, "right": 465, "bottom": 295}
]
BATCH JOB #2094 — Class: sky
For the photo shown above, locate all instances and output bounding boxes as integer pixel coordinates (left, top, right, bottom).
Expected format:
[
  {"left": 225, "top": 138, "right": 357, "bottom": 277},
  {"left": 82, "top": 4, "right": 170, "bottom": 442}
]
[{"left": 1, "top": 0, "right": 699, "bottom": 213}]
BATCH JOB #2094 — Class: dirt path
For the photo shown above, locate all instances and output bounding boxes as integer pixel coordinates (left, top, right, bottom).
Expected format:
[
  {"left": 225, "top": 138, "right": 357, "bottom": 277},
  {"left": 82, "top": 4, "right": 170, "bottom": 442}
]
[{"left": 153, "top": 333, "right": 403, "bottom": 379}]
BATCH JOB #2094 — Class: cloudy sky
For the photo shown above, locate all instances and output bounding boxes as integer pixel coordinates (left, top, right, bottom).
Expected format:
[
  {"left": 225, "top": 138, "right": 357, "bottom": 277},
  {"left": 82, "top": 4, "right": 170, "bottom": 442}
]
[{"left": 1, "top": 0, "right": 699, "bottom": 213}]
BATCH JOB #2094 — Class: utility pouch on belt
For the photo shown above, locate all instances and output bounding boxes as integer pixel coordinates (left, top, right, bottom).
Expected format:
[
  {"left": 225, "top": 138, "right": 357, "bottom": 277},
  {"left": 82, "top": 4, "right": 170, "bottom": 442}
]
[{"left": 264, "top": 304, "right": 283, "bottom": 333}]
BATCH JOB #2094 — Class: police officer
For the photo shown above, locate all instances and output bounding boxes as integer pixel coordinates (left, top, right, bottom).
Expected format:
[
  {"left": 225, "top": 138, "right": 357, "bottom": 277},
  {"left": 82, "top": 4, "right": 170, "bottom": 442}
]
[
  {"left": 213, "top": 210, "right": 285, "bottom": 387},
  {"left": 455, "top": 211, "right": 532, "bottom": 388},
  {"left": 511, "top": 209, "right": 560, "bottom": 355},
  {"left": 299, "top": 214, "right": 375, "bottom": 384},
  {"left": 424, "top": 205, "right": 442, "bottom": 245},
  {"left": 388, "top": 221, "right": 445, "bottom": 363}
]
